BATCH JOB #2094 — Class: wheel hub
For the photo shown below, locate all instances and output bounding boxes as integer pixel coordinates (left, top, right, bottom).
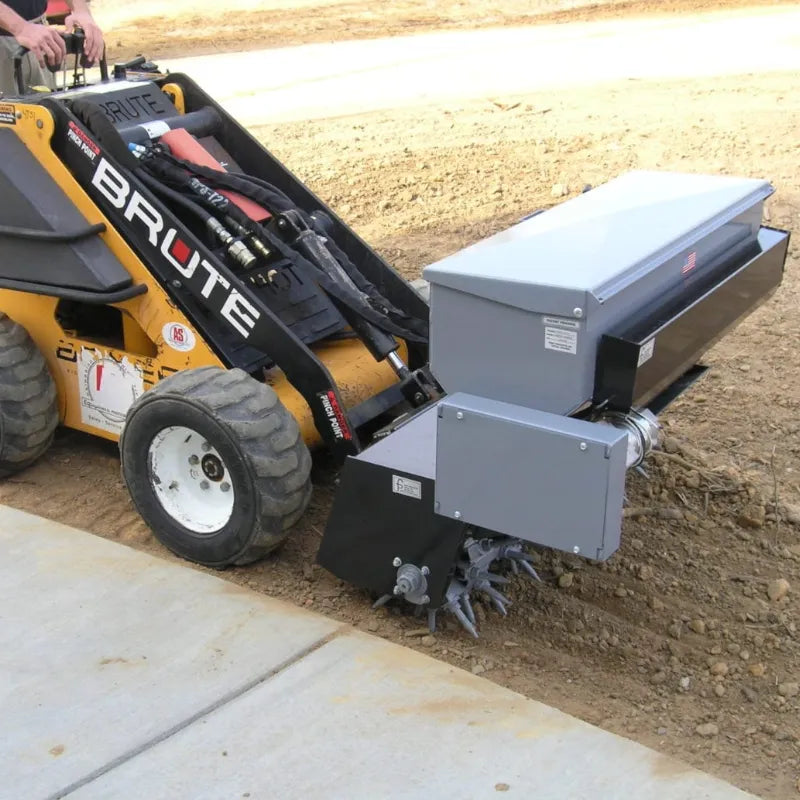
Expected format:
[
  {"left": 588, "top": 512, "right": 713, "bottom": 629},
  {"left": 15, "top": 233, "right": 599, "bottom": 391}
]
[
  {"left": 201, "top": 453, "right": 224, "bottom": 481},
  {"left": 148, "top": 426, "right": 235, "bottom": 534}
]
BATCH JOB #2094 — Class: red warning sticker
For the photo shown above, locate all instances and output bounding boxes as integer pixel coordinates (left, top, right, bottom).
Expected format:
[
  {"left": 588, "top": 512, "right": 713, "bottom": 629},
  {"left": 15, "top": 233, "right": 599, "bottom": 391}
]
[{"left": 0, "top": 103, "right": 16, "bottom": 125}]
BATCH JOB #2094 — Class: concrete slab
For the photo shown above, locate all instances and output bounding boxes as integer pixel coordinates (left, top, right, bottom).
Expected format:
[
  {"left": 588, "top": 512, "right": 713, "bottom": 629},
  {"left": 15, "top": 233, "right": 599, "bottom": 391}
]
[
  {"left": 0, "top": 507, "right": 340, "bottom": 800},
  {"left": 0, "top": 506, "right": 758, "bottom": 800},
  {"left": 70, "top": 631, "right": 757, "bottom": 800}
]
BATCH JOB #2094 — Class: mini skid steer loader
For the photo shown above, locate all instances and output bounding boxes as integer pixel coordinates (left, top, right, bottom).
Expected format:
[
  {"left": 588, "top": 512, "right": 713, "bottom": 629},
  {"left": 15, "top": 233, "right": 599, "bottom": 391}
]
[
  {"left": 0, "top": 41, "right": 432, "bottom": 567},
  {"left": 0, "top": 36, "right": 790, "bottom": 635}
]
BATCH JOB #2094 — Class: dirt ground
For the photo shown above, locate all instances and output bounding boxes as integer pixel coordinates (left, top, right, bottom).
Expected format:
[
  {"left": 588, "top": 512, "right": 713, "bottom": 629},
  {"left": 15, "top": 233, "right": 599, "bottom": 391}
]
[
  {"left": 5, "top": 1, "right": 800, "bottom": 797},
  {"left": 92, "top": 0, "right": 797, "bottom": 61}
]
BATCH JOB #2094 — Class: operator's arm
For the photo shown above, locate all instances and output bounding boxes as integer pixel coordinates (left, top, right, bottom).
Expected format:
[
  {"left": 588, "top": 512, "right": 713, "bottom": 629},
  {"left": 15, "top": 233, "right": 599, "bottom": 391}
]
[
  {"left": 0, "top": 2, "right": 66, "bottom": 66},
  {"left": 65, "top": 0, "right": 103, "bottom": 64}
]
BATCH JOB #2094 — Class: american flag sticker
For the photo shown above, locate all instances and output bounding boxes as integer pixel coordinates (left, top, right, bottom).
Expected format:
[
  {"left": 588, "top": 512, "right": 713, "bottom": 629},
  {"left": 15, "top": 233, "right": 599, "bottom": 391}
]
[{"left": 682, "top": 251, "right": 697, "bottom": 276}]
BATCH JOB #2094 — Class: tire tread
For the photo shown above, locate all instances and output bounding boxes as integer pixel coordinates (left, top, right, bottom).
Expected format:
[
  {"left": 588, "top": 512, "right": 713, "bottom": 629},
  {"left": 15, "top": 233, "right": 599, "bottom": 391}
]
[{"left": 0, "top": 313, "right": 58, "bottom": 479}]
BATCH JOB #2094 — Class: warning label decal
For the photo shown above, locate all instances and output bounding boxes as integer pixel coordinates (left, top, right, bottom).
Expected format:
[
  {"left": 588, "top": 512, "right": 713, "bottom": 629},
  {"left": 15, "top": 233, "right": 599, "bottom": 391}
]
[
  {"left": 638, "top": 338, "right": 655, "bottom": 367},
  {"left": 78, "top": 349, "right": 144, "bottom": 435},
  {"left": 0, "top": 103, "right": 16, "bottom": 125},
  {"left": 544, "top": 326, "right": 578, "bottom": 355}
]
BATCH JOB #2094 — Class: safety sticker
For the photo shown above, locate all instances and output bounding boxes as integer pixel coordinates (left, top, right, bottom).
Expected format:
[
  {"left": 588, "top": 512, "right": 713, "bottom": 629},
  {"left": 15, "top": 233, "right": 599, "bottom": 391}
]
[
  {"left": 78, "top": 349, "right": 144, "bottom": 435},
  {"left": 638, "top": 338, "right": 655, "bottom": 367},
  {"left": 0, "top": 103, "right": 16, "bottom": 125},
  {"left": 141, "top": 120, "right": 170, "bottom": 139},
  {"left": 162, "top": 322, "right": 196, "bottom": 352},
  {"left": 317, "top": 390, "right": 352, "bottom": 441},
  {"left": 67, "top": 121, "right": 100, "bottom": 163},
  {"left": 392, "top": 475, "right": 422, "bottom": 500},
  {"left": 544, "top": 326, "right": 578, "bottom": 355},
  {"left": 542, "top": 316, "right": 580, "bottom": 330}
]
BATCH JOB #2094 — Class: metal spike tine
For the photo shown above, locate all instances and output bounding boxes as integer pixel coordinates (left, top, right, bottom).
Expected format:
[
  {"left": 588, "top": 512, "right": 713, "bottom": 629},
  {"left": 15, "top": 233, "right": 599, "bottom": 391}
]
[
  {"left": 461, "top": 593, "right": 476, "bottom": 625},
  {"left": 372, "top": 594, "right": 392, "bottom": 609},
  {"left": 518, "top": 560, "right": 541, "bottom": 580},
  {"left": 486, "top": 572, "right": 509, "bottom": 585},
  {"left": 510, "top": 560, "right": 519, "bottom": 575},
  {"left": 427, "top": 608, "right": 438, "bottom": 633},
  {"left": 414, "top": 605, "right": 424, "bottom": 618},
  {"left": 450, "top": 603, "right": 479, "bottom": 638},
  {"left": 489, "top": 596, "right": 507, "bottom": 616},
  {"left": 482, "top": 584, "right": 511, "bottom": 611}
]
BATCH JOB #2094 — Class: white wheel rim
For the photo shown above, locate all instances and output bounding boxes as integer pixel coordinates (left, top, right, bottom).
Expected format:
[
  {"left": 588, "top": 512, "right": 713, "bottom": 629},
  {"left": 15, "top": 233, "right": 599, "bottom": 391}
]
[{"left": 148, "top": 426, "right": 235, "bottom": 534}]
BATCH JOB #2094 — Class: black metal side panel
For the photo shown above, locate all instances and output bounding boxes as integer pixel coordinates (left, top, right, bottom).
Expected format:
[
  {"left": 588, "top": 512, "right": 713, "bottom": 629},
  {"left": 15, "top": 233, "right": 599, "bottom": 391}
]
[
  {"left": 167, "top": 73, "right": 430, "bottom": 368},
  {"left": 0, "top": 128, "right": 131, "bottom": 292},
  {"left": 43, "top": 101, "right": 361, "bottom": 461},
  {"left": 55, "top": 82, "right": 349, "bottom": 349},
  {"left": 594, "top": 226, "right": 789, "bottom": 411},
  {"left": 316, "top": 458, "right": 465, "bottom": 608}
]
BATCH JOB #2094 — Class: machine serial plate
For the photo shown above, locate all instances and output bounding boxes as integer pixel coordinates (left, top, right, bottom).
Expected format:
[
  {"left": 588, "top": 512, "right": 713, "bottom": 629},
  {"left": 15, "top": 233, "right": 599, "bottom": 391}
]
[{"left": 392, "top": 475, "right": 422, "bottom": 500}]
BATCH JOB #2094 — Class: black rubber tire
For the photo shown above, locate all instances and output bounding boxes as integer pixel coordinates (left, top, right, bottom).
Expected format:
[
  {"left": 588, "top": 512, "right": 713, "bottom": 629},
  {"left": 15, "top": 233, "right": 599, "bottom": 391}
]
[
  {"left": 120, "top": 366, "right": 312, "bottom": 568},
  {"left": 0, "top": 313, "right": 59, "bottom": 478}
]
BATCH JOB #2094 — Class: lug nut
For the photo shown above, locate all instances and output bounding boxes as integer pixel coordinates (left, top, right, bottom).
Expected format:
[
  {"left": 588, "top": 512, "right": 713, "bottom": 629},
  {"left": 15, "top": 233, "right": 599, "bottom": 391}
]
[
  {"left": 200, "top": 480, "right": 210, "bottom": 490},
  {"left": 201, "top": 441, "right": 212, "bottom": 452},
  {"left": 392, "top": 557, "right": 402, "bottom": 567},
  {"left": 220, "top": 482, "right": 231, "bottom": 492},
  {"left": 188, "top": 455, "right": 199, "bottom": 465}
]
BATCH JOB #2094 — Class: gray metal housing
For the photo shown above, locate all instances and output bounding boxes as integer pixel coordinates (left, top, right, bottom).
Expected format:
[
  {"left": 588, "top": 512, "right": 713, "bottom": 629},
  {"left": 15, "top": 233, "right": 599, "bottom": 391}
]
[
  {"left": 423, "top": 170, "right": 773, "bottom": 414},
  {"left": 434, "top": 393, "right": 629, "bottom": 559}
]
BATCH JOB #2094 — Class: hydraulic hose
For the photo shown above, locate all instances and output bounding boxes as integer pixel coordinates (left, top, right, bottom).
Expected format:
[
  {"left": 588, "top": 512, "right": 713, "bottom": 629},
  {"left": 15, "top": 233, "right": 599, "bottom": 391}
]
[{"left": 136, "top": 169, "right": 214, "bottom": 225}]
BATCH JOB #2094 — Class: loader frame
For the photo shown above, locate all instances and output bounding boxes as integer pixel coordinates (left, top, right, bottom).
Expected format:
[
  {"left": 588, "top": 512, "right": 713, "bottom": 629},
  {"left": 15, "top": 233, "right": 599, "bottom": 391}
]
[{"left": 0, "top": 73, "right": 429, "bottom": 462}]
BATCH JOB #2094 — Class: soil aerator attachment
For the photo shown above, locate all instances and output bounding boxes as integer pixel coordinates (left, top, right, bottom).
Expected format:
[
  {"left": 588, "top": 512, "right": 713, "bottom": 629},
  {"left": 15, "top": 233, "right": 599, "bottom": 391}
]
[
  {"left": 0, "top": 42, "right": 789, "bottom": 635},
  {"left": 317, "top": 173, "right": 789, "bottom": 635}
]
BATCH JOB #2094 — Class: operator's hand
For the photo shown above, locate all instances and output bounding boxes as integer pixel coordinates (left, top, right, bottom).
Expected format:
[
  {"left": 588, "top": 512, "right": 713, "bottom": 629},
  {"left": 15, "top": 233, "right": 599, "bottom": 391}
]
[
  {"left": 64, "top": 11, "right": 104, "bottom": 65},
  {"left": 15, "top": 20, "right": 66, "bottom": 68}
]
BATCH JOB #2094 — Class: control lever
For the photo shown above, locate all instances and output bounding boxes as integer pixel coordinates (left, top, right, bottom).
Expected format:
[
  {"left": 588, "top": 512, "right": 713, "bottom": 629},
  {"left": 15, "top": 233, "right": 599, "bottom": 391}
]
[
  {"left": 11, "top": 28, "right": 108, "bottom": 95},
  {"left": 112, "top": 55, "right": 161, "bottom": 80}
]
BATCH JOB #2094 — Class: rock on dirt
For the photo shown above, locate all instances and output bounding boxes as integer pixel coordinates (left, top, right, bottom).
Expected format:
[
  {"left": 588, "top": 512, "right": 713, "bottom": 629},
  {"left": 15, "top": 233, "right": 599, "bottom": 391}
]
[
  {"left": 781, "top": 503, "right": 800, "bottom": 526},
  {"left": 649, "top": 596, "right": 665, "bottom": 612},
  {"left": 662, "top": 436, "right": 681, "bottom": 454},
  {"left": 767, "top": 579, "right": 791, "bottom": 602},
  {"left": 742, "top": 687, "right": 758, "bottom": 703},
  {"left": 738, "top": 505, "right": 766, "bottom": 529},
  {"left": 689, "top": 619, "right": 706, "bottom": 635},
  {"left": 777, "top": 682, "right": 799, "bottom": 698},
  {"left": 696, "top": 723, "right": 720, "bottom": 738}
]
